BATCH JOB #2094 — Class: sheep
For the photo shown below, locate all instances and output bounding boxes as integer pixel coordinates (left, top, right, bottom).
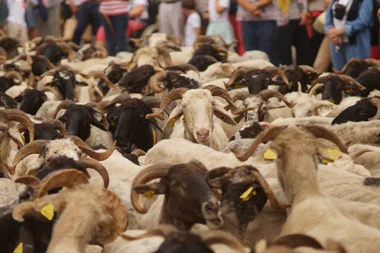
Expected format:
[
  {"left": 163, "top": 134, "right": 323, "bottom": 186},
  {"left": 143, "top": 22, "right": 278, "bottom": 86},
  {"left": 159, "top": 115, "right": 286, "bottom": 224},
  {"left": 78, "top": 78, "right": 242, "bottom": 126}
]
[
  {"left": 280, "top": 65, "right": 319, "bottom": 92},
  {"left": 225, "top": 66, "right": 290, "bottom": 94},
  {"left": 348, "top": 144, "right": 380, "bottom": 176},
  {"left": 8, "top": 135, "right": 115, "bottom": 177},
  {"left": 53, "top": 100, "right": 113, "bottom": 147},
  {"left": 200, "top": 62, "right": 236, "bottom": 83},
  {"left": 131, "top": 47, "right": 172, "bottom": 68},
  {"left": 146, "top": 86, "right": 241, "bottom": 151},
  {"left": 169, "top": 47, "right": 194, "bottom": 65},
  {"left": 191, "top": 44, "right": 228, "bottom": 63},
  {"left": 12, "top": 179, "right": 128, "bottom": 253},
  {"left": 193, "top": 35, "right": 237, "bottom": 50},
  {"left": 131, "top": 160, "right": 224, "bottom": 231},
  {"left": 106, "top": 224, "right": 248, "bottom": 253},
  {"left": 118, "top": 65, "right": 161, "bottom": 94},
  {"left": 333, "top": 58, "right": 378, "bottom": 78},
  {"left": 332, "top": 97, "right": 380, "bottom": 124},
  {"left": 0, "top": 92, "right": 18, "bottom": 108},
  {"left": 232, "top": 125, "right": 380, "bottom": 252},
  {"left": 71, "top": 44, "right": 108, "bottom": 62},
  {"left": 102, "top": 94, "right": 166, "bottom": 153},
  {"left": 308, "top": 74, "right": 366, "bottom": 104},
  {"left": 189, "top": 55, "right": 219, "bottom": 72},
  {"left": 228, "top": 50, "right": 270, "bottom": 63}
]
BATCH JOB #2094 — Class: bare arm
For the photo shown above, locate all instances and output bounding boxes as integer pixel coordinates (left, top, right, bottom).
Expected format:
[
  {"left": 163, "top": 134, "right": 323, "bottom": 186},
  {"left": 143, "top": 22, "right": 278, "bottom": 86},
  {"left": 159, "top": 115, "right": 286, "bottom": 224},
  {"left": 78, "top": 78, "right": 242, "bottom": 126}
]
[
  {"left": 237, "top": 0, "right": 273, "bottom": 14},
  {"left": 194, "top": 27, "right": 201, "bottom": 39},
  {"left": 215, "top": 0, "right": 226, "bottom": 14},
  {"left": 129, "top": 4, "right": 145, "bottom": 18}
]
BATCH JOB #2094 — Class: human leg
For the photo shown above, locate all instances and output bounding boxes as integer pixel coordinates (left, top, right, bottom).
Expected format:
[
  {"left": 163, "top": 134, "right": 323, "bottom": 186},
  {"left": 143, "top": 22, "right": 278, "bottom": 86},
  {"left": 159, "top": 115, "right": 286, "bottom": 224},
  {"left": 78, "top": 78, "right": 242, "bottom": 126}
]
[
  {"left": 313, "top": 36, "right": 331, "bottom": 73},
  {"left": 256, "top": 20, "right": 280, "bottom": 66},
  {"left": 89, "top": 2, "right": 101, "bottom": 37},
  {"left": 110, "top": 14, "right": 129, "bottom": 55},
  {"left": 102, "top": 16, "right": 117, "bottom": 56},
  {"left": 330, "top": 43, "right": 347, "bottom": 71},
  {"left": 276, "top": 21, "right": 295, "bottom": 65},
  {"left": 293, "top": 21, "right": 314, "bottom": 66},
  {"left": 158, "top": 3, "right": 172, "bottom": 34},
  {"left": 241, "top": 21, "right": 258, "bottom": 51},
  {"left": 73, "top": 3, "right": 91, "bottom": 44},
  {"left": 169, "top": 1, "right": 184, "bottom": 39}
]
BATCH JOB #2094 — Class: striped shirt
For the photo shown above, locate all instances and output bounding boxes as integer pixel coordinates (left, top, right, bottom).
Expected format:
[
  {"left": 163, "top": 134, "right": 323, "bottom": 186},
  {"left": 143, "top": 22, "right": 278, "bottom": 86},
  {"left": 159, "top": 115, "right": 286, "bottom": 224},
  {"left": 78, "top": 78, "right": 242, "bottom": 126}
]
[
  {"left": 100, "top": 0, "right": 129, "bottom": 15},
  {"left": 236, "top": 0, "right": 308, "bottom": 21}
]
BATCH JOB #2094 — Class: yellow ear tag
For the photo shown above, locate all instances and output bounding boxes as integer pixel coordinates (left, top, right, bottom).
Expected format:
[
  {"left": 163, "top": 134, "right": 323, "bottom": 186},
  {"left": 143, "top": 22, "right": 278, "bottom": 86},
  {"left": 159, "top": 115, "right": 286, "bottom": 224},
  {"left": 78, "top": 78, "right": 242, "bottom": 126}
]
[
  {"left": 264, "top": 149, "right": 277, "bottom": 160},
  {"left": 327, "top": 148, "right": 342, "bottom": 161},
  {"left": 344, "top": 89, "right": 352, "bottom": 93},
  {"left": 13, "top": 243, "right": 23, "bottom": 253},
  {"left": 40, "top": 204, "right": 54, "bottom": 221},
  {"left": 20, "top": 132, "right": 25, "bottom": 144},
  {"left": 167, "top": 120, "right": 175, "bottom": 129},
  {"left": 327, "top": 101, "right": 335, "bottom": 106},
  {"left": 240, "top": 187, "right": 257, "bottom": 201},
  {"left": 143, "top": 190, "right": 155, "bottom": 199},
  {"left": 321, "top": 158, "right": 332, "bottom": 164}
]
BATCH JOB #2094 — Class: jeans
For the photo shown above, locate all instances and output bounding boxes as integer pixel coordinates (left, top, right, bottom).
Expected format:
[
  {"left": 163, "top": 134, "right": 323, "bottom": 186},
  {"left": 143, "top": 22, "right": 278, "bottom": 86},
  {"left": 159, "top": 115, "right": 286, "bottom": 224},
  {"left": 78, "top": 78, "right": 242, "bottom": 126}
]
[
  {"left": 276, "top": 20, "right": 314, "bottom": 66},
  {"left": 330, "top": 42, "right": 360, "bottom": 71},
  {"left": 73, "top": 2, "right": 101, "bottom": 45},
  {"left": 102, "top": 14, "right": 129, "bottom": 56},
  {"left": 241, "top": 20, "right": 280, "bottom": 66}
]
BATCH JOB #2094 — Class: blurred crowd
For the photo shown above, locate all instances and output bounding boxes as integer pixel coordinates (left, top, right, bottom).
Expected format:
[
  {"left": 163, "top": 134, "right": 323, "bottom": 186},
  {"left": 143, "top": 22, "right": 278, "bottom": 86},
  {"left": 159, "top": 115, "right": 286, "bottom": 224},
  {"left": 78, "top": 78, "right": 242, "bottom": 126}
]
[{"left": 0, "top": 0, "right": 379, "bottom": 71}]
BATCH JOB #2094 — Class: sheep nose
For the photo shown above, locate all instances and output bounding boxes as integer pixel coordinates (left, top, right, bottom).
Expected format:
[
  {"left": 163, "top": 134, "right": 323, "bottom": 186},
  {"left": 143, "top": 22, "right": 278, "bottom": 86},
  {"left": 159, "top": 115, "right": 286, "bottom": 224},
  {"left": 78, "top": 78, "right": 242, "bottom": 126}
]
[{"left": 196, "top": 129, "right": 210, "bottom": 139}]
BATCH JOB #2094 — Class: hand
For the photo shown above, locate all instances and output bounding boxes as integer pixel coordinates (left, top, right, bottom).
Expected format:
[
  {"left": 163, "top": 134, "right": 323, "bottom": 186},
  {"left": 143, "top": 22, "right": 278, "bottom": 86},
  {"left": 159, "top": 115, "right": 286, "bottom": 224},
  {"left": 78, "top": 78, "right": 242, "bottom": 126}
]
[
  {"left": 253, "top": 9, "right": 261, "bottom": 16},
  {"left": 327, "top": 27, "right": 344, "bottom": 39},
  {"left": 377, "top": 9, "right": 380, "bottom": 19},
  {"left": 299, "top": 12, "right": 312, "bottom": 26},
  {"left": 202, "top": 11, "right": 209, "bottom": 19},
  {"left": 247, "top": 2, "right": 259, "bottom": 14},
  {"left": 332, "top": 36, "right": 342, "bottom": 46}
]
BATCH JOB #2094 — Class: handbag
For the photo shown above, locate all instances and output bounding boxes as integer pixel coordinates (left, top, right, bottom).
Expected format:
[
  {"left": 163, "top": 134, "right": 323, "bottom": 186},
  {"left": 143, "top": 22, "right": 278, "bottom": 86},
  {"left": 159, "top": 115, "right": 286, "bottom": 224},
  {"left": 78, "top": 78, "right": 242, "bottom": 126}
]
[
  {"left": 312, "top": 11, "right": 326, "bottom": 34},
  {"left": 63, "top": 15, "right": 92, "bottom": 42}
]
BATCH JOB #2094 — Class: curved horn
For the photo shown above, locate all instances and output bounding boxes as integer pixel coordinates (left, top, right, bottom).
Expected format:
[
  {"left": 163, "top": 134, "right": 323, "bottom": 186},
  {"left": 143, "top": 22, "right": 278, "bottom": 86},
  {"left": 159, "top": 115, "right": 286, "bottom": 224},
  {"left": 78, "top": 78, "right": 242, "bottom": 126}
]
[
  {"left": 301, "top": 125, "right": 348, "bottom": 153},
  {"left": 44, "top": 119, "right": 68, "bottom": 137},
  {"left": 338, "top": 74, "right": 367, "bottom": 91},
  {"left": 69, "top": 136, "right": 115, "bottom": 161},
  {"left": 298, "top": 65, "right": 319, "bottom": 74},
  {"left": 203, "top": 85, "right": 241, "bottom": 115},
  {"left": 167, "top": 35, "right": 182, "bottom": 45},
  {"left": 146, "top": 88, "right": 188, "bottom": 120},
  {"left": 5, "top": 71, "right": 24, "bottom": 83},
  {"left": 156, "top": 46, "right": 172, "bottom": 66},
  {"left": 4, "top": 109, "right": 35, "bottom": 142},
  {"left": 308, "top": 83, "right": 324, "bottom": 97},
  {"left": 58, "top": 42, "right": 75, "bottom": 61},
  {"left": 339, "top": 58, "right": 362, "bottom": 74},
  {"left": 147, "top": 71, "right": 168, "bottom": 93},
  {"left": 264, "top": 66, "right": 290, "bottom": 87},
  {"left": 226, "top": 67, "right": 251, "bottom": 87},
  {"left": 15, "top": 175, "right": 41, "bottom": 189},
  {"left": 141, "top": 96, "right": 161, "bottom": 109},
  {"left": 297, "top": 81, "right": 302, "bottom": 97},
  {"left": 259, "top": 90, "right": 296, "bottom": 108},
  {"left": 200, "top": 230, "right": 247, "bottom": 253},
  {"left": 104, "top": 92, "right": 131, "bottom": 109},
  {"left": 248, "top": 166, "right": 290, "bottom": 209},
  {"left": 131, "top": 149, "right": 146, "bottom": 157},
  {"left": 9, "top": 140, "right": 48, "bottom": 175},
  {"left": 53, "top": 100, "right": 76, "bottom": 119},
  {"left": 36, "top": 169, "right": 90, "bottom": 197},
  {"left": 87, "top": 72, "right": 117, "bottom": 89},
  {"left": 271, "top": 234, "right": 323, "bottom": 250},
  {"left": 231, "top": 126, "right": 287, "bottom": 161},
  {"left": 77, "top": 157, "right": 109, "bottom": 188},
  {"left": 131, "top": 163, "right": 171, "bottom": 213},
  {"left": 369, "top": 98, "right": 380, "bottom": 120}
]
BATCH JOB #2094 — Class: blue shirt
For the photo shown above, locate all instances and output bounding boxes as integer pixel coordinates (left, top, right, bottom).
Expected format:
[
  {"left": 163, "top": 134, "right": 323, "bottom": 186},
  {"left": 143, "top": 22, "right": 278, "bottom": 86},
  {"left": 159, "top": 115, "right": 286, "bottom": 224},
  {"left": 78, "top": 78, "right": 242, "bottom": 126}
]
[{"left": 325, "top": 0, "right": 373, "bottom": 58}]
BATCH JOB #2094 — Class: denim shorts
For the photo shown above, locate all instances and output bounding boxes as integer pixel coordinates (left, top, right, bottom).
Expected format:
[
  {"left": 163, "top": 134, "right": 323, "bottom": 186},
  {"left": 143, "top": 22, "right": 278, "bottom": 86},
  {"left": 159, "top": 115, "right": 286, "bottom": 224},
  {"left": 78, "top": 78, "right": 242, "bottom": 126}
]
[{"left": 25, "top": 4, "right": 37, "bottom": 29}]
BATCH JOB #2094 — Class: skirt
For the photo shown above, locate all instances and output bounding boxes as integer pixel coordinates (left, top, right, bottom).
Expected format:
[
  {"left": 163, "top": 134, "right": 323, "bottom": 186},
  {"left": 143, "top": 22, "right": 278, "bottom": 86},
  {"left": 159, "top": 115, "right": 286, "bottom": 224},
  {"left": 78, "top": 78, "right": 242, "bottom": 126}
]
[{"left": 206, "top": 20, "right": 235, "bottom": 45}]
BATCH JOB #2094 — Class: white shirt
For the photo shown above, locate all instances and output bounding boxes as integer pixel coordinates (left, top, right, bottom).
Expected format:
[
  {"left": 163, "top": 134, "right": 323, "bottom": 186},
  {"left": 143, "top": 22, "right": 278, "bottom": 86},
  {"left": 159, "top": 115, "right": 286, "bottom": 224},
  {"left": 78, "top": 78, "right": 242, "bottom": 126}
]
[
  {"left": 184, "top": 12, "right": 201, "bottom": 47},
  {"left": 332, "top": 0, "right": 353, "bottom": 42},
  {"left": 131, "top": 0, "right": 149, "bottom": 20},
  {"left": 7, "top": 0, "right": 26, "bottom": 26},
  {"left": 208, "top": 0, "right": 230, "bottom": 23}
]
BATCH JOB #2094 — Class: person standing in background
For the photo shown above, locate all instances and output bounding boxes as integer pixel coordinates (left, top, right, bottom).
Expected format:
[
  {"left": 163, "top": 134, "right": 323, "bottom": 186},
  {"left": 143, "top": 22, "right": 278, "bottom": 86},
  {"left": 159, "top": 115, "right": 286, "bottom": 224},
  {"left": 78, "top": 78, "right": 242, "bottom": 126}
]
[
  {"left": 275, "top": 0, "right": 314, "bottom": 66},
  {"left": 194, "top": 0, "right": 208, "bottom": 34},
  {"left": 6, "top": 0, "right": 29, "bottom": 41},
  {"left": 236, "top": 0, "right": 280, "bottom": 65},
  {"left": 325, "top": 0, "right": 373, "bottom": 70},
  {"left": 70, "top": 0, "right": 101, "bottom": 45},
  {"left": 35, "top": 0, "right": 63, "bottom": 37},
  {"left": 370, "top": 0, "right": 380, "bottom": 59},
  {"left": 183, "top": 0, "right": 201, "bottom": 46},
  {"left": 229, "top": 0, "right": 244, "bottom": 55},
  {"left": 206, "top": 0, "right": 235, "bottom": 44},
  {"left": 158, "top": 0, "right": 183, "bottom": 38},
  {"left": 99, "top": 0, "right": 129, "bottom": 56},
  {"left": 25, "top": 0, "right": 38, "bottom": 38}
]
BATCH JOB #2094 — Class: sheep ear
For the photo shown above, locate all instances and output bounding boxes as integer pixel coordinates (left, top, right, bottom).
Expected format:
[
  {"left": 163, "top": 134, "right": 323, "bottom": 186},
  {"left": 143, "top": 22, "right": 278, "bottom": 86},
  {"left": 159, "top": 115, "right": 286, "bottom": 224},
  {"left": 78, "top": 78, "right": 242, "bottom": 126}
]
[
  {"left": 213, "top": 104, "right": 237, "bottom": 125},
  {"left": 134, "top": 183, "right": 166, "bottom": 196},
  {"left": 163, "top": 106, "right": 183, "bottom": 129},
  {"left": 317, "top": 145, "right": 343, "bottom": 162}
]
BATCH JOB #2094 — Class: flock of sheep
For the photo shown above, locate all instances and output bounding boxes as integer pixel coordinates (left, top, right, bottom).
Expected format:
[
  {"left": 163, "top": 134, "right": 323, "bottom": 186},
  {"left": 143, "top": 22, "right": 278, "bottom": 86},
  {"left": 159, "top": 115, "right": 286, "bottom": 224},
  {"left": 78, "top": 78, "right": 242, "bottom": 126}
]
[{"left": 1, "top": 32, "right": 380, "bottom": 253}]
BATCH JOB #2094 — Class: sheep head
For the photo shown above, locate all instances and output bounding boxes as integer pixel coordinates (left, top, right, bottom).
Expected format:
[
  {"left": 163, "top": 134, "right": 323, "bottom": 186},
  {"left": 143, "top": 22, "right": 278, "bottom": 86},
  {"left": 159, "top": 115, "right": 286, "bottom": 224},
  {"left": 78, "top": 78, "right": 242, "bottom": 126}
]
[
  {"left": 146, "top": 70, "right": 200, "bottom": 94},
  {"left": 131, "top": 160, "right": 223, "bottom": 230},
  {"left": 332, "top": 97, "right": 380, "bottom": 124},
  {"left": 226, "top": 66, "right": 290, "bottom": 94},
  {"left": 13, "top": 182, "right": 127, "bottom": 249},
  {"left": 147, "top": 85, "right": 239, "bottom": 147},
  {"left": 308, "top": 74, "right": 366, "bottom": 104},
  {"left": 9, "top": 136, "right": 115, "bottom": 175},
  {"left": 103, "top": 94, "right": 161, "bottom": 153},
  {"left": 132, "top": 47, "right": 172, "bottom": 68}
]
